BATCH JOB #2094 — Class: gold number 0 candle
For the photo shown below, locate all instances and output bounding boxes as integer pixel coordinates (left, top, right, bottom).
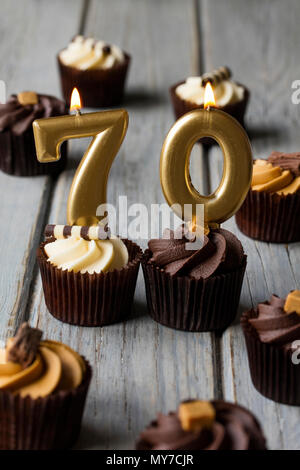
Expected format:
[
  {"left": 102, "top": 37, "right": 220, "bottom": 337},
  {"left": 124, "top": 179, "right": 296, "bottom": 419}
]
[
  {"left": 160, "top": 83, "right": 252, "bottom": 230},
  {"left": 33, "top": 88, "right": 128, "bottom": 226}
]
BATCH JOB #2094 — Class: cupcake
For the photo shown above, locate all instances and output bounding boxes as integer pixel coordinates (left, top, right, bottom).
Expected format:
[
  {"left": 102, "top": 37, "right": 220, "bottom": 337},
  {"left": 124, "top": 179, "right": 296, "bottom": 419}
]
[
  {"left": 0, "top": 92, "right": 68, "bottom": 176},
  {"left": 236, "top": 152, "right": 300, "bottom": 242},
  {"left": 142, "top": 226, "right": 246, "bottom": 332},
  {"left": 37, "top": 224, "right": 142, "bottom": 326},
  {"left": 136, "top": 399, "right": 267, "bottom": 450},
  {"left": 0, "top": 322, "right": 91, "bottom": 449},
  {"left": 241, "top": 291, "right": 300, "bottom": 405},
  {"left": 170, "top": 66, "right": 249, "bottom": 132},
  {"left": 57, "top": 35, "right": 130, "bottom": 107}
]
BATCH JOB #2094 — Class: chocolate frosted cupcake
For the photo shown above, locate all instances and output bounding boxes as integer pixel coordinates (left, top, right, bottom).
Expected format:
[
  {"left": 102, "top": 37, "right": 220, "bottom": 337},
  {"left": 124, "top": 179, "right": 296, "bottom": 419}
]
[
  {"left": 136, "top": 399, "right": 267, "bottom": 450},
  {"left": 58, "top": 35, "right": 130, "bottom": 107},
  {"left": 0, "top": 92, "right": 68, "bottom": 176},
  {"left": 37, "top": 224, "right": 142, "bottom": 326},
  {"left": 236, "top": 153, "right": 300, "bottom": 242},
  {"left": 241, "top": 291, "right": 300, "bottom": 405},
  {"left": 170, "top": 66, "right": 249, "bottom": 133},
  {"left": 0, "top": 323, "right": 91, "bottom": 449},
  {"left": 142, "top": 226, "right": 246, "bottom": 332}
]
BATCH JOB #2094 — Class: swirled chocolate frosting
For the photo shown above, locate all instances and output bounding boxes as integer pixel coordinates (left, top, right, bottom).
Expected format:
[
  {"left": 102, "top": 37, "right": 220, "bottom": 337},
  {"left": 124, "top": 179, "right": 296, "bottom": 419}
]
[
  {"left": 136, "top": 400, "right": 266, "bottom": 450},
  {"left": 148, "top": 227, "right": 244, "bottom": 280},
  {"left": 249, "top": 294, "right": 300, "bottom": 349},
  {"left": 0, "top": 94, "right": 67, "bottom": 136}
]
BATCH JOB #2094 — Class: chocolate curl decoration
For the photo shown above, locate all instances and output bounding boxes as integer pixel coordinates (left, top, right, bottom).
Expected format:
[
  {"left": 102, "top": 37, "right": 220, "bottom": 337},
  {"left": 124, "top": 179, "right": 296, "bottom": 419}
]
[
  {"left": 44, "top": 224, "right": 111, "bottom": 240},
  {"left": 6, "top": 322, "right": 42, "bottom": 369},
  {"left": 201, "top": 66, "right": 232, "bottom": 86}
]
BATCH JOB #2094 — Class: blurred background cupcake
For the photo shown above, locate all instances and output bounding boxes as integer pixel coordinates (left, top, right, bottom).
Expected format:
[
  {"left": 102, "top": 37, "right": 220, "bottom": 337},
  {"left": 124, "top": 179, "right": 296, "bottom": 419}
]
[
  {"left": 236, "top": 152, "right": 300, "bottom": 242},
  {"left": 0, "top": 92, "right": 68, "bottom": 177},
  {"left": 0, "top": 323, "right": 91, "bottom": 449},
  {"left": 170, "top": 66, "right": 249, "bottom": 130},
  {"left": 136, "top": 399, "right": 267, "bottom": 450},
  {"left": 57, "top": 35, "right": 130, "bottom": 107},
  {"left": 241, "top": 291, "right": 300, "bottom": 405}
]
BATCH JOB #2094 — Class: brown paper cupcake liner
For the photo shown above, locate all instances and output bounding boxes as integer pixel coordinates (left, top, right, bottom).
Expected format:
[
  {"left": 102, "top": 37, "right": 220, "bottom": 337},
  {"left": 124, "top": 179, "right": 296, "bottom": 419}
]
[
  {"left": 37, "top": 239, "right": 142, "bottom": 327},
  {"left": 0, "top": 359, "right": 91, "bottom": 449},
  {"left": 141, "top": 251, "right": 247, "bottom": 332},
  {"left": 0, "top": 129, "right": 67, "bottom": 177},
  {"left": 241, "top": 309, "right": 300, "bottom": 405},
  {"left": 169, "top": 81, "right": 249, "bottom": 145},
  {"left": 235, "top": 189, "right": 300, "bottom": 243},
  {"left": 57, "top": 54, "right": 131, "bottom": 108}
]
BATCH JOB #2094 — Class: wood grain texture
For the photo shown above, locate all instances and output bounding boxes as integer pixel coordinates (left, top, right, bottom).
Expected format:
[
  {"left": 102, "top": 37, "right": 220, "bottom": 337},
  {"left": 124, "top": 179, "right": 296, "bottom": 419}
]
[
  {"left": 0, "top": 0, "right": 84, "bottom": 343},
  {"left": 28, "top": 0, "right": 215, "bottom": 450},
  {"left": 0, "top": 0, "right": 299, "bottom": 450},
  {"left": 200, "top": 0, "right": 300, "bottom": 449}
]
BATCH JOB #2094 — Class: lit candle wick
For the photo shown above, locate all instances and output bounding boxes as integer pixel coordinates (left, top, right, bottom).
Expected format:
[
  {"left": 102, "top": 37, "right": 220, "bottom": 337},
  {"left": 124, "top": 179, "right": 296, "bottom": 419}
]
[
  {"left": 204, "top": 82, "right": 216, "bottom": 110},
  {"left": 70, "top": 87, "right": 82, "bottom": 116}
]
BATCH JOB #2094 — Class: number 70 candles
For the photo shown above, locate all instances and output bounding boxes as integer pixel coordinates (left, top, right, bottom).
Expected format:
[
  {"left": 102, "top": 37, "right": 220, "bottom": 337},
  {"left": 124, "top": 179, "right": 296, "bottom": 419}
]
[{"left": 33, "top": 88, "right": 128, "bottom": 226}]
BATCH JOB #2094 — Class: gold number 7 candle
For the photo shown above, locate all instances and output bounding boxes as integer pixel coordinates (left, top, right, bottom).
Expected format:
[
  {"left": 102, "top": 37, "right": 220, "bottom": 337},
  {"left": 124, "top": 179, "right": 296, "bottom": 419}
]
[
  {"left": 34, "top": 88, "right": 127, "bottom": 226},
  {"left": 34, "top": 89, "right": 142, "bottom": 327},
  {"left": 141, "top": 83, "right": 253, "bottom": 332}
]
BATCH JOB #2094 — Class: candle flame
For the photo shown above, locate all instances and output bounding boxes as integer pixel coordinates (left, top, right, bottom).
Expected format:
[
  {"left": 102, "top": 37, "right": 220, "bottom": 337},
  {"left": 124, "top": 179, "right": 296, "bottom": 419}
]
[
  {"left": 204, "top": 82, "right": 216, "bottom": 109},
  {"left": 70, "top": 87, "right": 81, "bottom": 111}
]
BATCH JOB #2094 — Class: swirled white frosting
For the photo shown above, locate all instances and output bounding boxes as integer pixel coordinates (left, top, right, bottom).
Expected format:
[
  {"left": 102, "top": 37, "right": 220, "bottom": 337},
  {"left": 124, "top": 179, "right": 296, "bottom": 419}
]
[
  {"left": 59, "top": 35, "right": 125, "bottom": 70},
  {"left": 45, "top": 236, "right": 128, "bottom": 274},
  {"left": 176, "top": 77, "right": 244, "bottom": 107}
]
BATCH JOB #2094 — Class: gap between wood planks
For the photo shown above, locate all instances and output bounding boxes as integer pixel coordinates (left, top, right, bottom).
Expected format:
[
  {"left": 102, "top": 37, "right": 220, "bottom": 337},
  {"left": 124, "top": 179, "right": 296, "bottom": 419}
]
[
  {"left": 18, "top": 0, "right": 91, "bottom": 334},
  {"left": 194, "top": 0, "right": 224, "bottom": 400}
]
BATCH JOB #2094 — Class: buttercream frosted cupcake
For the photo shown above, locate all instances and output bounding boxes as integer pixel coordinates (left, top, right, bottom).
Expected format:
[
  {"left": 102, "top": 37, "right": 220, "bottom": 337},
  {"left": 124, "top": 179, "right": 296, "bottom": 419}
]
[
  {"left": 57, "top": 35, "right": 130, "bottom": 107},
  {"left": 0, "top": 92, "right": 67, "bottom": 176},
  {"left": 37, "top": 224, "right": 142, "bottom": 326},
  {"left": 241, "top": 291, "right": 300, "bottom": 405},
  {"left": 142, "top": 226, "right": 246, "bottom": 332},
  {"left": 170, "top": 66, "right": 249, "bottom": 133},
  {"left": 136, "top": 399, "right": 267, "bottom": 450},
  {"left": 0, "top": 322, "right": 91, "bottom": 449},
  {"left": 236, "top": 152, "right": 300, "bottom": 242}
]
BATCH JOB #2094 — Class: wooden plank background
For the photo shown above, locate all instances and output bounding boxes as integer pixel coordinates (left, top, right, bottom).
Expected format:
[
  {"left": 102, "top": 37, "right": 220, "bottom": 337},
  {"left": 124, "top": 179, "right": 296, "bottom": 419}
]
[{"left": 0, "top": 0, "right": 299, "bottom": 449}]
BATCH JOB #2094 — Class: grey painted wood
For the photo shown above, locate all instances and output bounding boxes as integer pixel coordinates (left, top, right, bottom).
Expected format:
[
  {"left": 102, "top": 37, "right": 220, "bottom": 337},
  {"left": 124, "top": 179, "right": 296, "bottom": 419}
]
[
  {"left": 28, "top": 0, "right": 215, "bottom": 450},
  {"left": 0, "top": 0, "right": 84, "bottom": 343},
  {"left": 200, "top": 0, "right": 300, "bottom": 449},
  {"left": 0, "top": 0, "right": 299, "bottom": 451}
]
